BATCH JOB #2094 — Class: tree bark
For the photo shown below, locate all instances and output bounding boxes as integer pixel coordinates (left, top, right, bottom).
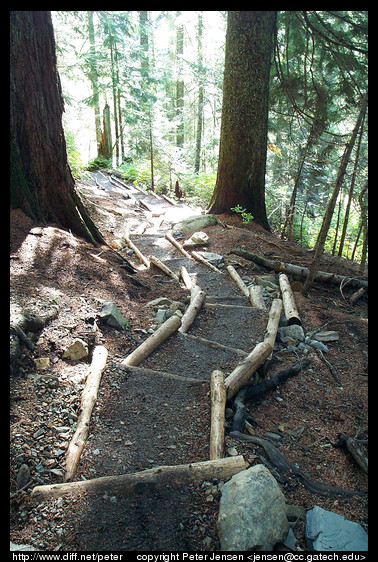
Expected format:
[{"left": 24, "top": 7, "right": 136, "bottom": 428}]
[
  {"left": 10, "top": 11, "right": 105, "bottom": 245},
  {"left": 208, "top": 11, "right": 276, "bottom": 231},
  {"left": 87, "top": 11, "right": 102, "bottom": 151},
  {"left": 31, "top": 456, "right": 250, "bottom": 502}
]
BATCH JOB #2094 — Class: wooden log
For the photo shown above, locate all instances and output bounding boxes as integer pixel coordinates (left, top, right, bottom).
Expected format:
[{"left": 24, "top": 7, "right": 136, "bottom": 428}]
[
  {"left": 121, "top": 314, "right": 182, "bottom": 366},
  {"left": 249, "top": 284, "right": 266, "bottom": 309},
  {"left": 350, "top": 287, "right": 366, "bottom": 305},
  {"left": 165, "top": 231, "right": 192, "bottom": 259},
  {"left": 230, "top": 249, "right": 368, "bottom": 290},
  {"left": 278, "top": 274, "right": 301, "bottom": 326},
  {"left": 226, "top": 265, "right": 249, "bottom": 298},
  {"left": 224, "top": 341, "right": 273, "bottom": 400},
  {"left": 179, "top": 288, "right": 206, "bottom": 333},
  {"left": 191, "top": 251, "right": 223, "bottom": 274},
  {"left": 334, "top": 432, "right": 368, "bottom": 475},
  {"left": 64, "top": 346, "right": 108, "bottom": 482},
  {"left": 264, "top": 298, "right": 283, "bottom": 349},
  {"left": 31, "top": 455, "right": 250, "bottom": 502},
  {"left": 179, "top": 266, "right": 193, "bottom": 290},
  {"left": 210, "top": 370, "right": 227, "bottom": 460},
  {"left": 124, "top": 234, "right": 150, "bottom": 268},
  {"left": 149, "top": 255, "right": 180, "bottom": 282}
]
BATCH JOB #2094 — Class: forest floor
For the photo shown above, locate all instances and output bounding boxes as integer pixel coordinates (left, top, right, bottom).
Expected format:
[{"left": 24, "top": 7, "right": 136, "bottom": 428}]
[{"left": 10, "top": 172, "right": 368, "bottom": 552}]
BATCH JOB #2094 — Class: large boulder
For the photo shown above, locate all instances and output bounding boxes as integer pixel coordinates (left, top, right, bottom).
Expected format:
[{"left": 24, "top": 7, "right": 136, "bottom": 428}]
[
  {"left": 306, "top": 505, "right": 368, "bottom": 551},
  {"left": 217, "top": 464, "right": 289, "bottom": 551},
  {"left": 173, "top": 214, "right": 218, "bottom": 233}
]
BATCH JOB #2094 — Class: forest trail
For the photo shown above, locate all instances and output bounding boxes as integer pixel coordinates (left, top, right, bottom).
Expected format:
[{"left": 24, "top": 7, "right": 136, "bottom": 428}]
[{"left": 10, "top": 172, "right": 368, "bottom": 551}]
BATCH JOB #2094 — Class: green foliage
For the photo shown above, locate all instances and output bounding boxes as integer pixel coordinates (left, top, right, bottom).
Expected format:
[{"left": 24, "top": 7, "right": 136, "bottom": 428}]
[
  {"left": 65, "top": 129, "right": 83, "bottom": 178},
  {"left": 230, "top": 205, "right": 254, "bottom": 224},
  {"left": 87, "top": 156, "right": 112, "bottom": 171}
]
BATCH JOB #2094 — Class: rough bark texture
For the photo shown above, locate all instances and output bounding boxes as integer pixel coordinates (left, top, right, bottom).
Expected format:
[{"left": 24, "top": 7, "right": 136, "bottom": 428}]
[
  {"left": 208, "top": 11, "right": 276, "bottom": 231},
  {"left": 10, "top": 11, "right": 104, "bottom": 245}
]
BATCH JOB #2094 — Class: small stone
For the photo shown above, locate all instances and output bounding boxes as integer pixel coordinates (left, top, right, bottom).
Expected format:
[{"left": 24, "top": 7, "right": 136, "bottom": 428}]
[
  {"left": 33, "top": 357, "right": 50, "bottom": 370},
  {"left": 313, "top": 331, "right": 339, "bottom": 342},
  {"left": 16, "top": 464, "right": 30, "bottom": 489},
  {"left": 227, "top": 447, "right": 238, "bottom": 456},
  {"left": 62, "top": 339, "right": 88, "bottom": 361}
]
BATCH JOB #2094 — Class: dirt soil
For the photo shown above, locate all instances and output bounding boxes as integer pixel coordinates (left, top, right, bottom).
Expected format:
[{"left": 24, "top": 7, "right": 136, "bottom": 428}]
[{"left": 10, "top": 177, "right": 368, "bottom": 552}]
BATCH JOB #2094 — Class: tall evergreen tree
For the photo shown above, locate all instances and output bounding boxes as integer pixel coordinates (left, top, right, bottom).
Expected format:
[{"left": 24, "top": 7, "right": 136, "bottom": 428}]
[
  {"left": 208, "top": 11, "right": 277, "bottom": 230},
  {"left": 10, "top": 11, "right": 104, "bottom": 245}
]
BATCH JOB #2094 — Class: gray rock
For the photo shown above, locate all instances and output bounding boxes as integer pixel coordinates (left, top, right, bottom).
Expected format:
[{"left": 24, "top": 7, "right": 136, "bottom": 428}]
[
  {"left": 197, "top": 251, "right": 224, "bottom": 267},
  {"left": 99, "top": 302, "right": 129, "bottom": 331},
  {"left": 10, "top": 542, "right": 39, "bottom": 552},
  {"left": 144, "top": 297, "right": 173, "bottom": 308},
  {"left": 313, "top": 331, "right": 339, "bottom": 342},
  {"left": 306, "top": 505, "right": 368, "bottom": 551},
  {"left": 307, "top": 339, "right": 329, "bottom": 353},
  {"left": 173, "top": 214, "right": 218, "bottom": 233},
  {"left": 16, "top": 464, "right": 30, "bottom": 489},
  {"left": 278, "top": 325, "right": 305, "bottom": 345},
  {"left": 183, "top": 231, "right": 210, "bottom": 247},
  {"left": 217, "top": 464, "right": 289, "bottom": 551},
  {"left": 62, "top": 338, "right": 88, "bottom": 361}
]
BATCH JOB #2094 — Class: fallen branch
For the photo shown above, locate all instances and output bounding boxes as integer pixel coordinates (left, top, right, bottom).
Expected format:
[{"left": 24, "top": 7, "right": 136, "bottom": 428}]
[
  {"left": 333, "top": 432, "right": 368, "bottom": 475},
  {"left": 121, "top": 314, "right": 182, "bottom": 366},
  {"left": 182, "top": 332, "right": 247, "bottom": 357},
  {"left": 230, "top": 431, "right": 363, "bottom": 499},
  {"left": 350, "top": 287, "right": 366, "bottom": 305},
  {"left": 209, "top": 370, "right": 227, "bottom": 460},
  {"left": 64, "top": 346, "right": 108, "bottom": 482},
  {"left": 229, "top": 250, "right": 368, "bottom": 290},
  {"left": 278, "top": 273, "right": 301, "bottom": 326},
  {"left": 224, "top": 341, "right": 273, "bottom": 400},
  {"left": 116, "top": 363, "right": 207, "bottom": 386},
  {"left": 31, "top": 455, "right": 250, "bottom": 502}
]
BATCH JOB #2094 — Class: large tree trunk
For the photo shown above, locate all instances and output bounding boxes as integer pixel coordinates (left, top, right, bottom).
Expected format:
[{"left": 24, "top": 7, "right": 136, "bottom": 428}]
[
  {"left": 87, "top": 11, "right": 102, "bottom": 151},
  {"left": 208, "top": 11, "right": 276, "bottom": 231},
  {"left": 10, "top": 11, "right": 105, "bottom": 246}
]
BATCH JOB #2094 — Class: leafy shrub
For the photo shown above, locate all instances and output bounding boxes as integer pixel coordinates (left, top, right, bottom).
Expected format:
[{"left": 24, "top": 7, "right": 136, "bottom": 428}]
[{"left": 87, "top": 156, "right": 112, "bottom": 171}]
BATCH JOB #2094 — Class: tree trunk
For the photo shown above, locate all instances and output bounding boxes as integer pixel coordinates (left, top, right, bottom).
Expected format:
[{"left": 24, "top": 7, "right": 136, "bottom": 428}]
[
  {"left": 194, "top": 11, "right": 204, "bottom": 174},
  {"left": 87, "top": 11, "right": 102, "bottom": 151},
  {"left": 208, "top": 11, "right": 276, "bottom": 231},
  {"left": 10, "top": 11, "right": 105, "bottom": 245},
  {"left": 175, "top": 12, "right": 185, "bottom": 148},
  {"left": 302, "top": 92, "right": 368, "bottom": 296},
  {"left": 98, "top": 103, "right": 113, "bottom": 162}
]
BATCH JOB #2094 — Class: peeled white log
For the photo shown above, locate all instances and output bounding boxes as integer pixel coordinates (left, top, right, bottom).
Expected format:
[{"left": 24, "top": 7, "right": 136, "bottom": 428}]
[
  {"left": 121, "top": 314, "right": 182, "bottom": 366},
  {"left": 179, "top": 288, "right": 206, "bottom": 333},
  {"left": 224, "top": 341, "right": 273, "bottom": 400},
  {"left": 124, "top": 234, "right": 150, "bottom": 268},
  {"left": 226, "top": 265, "right": 249, "bottom": 298},
  {"left": 279, "top": 273, "right": 301, "bottom": 325},
  {"left": 64, "top": 346, "right": 108, "bottom": 482},
  {"left": 249, "top": 285, "right": 266, "bottom": 309},
  {"left": 31, "top": 456, "right": 250, "bottom": 502},
  {"left": 264, "top": 298, "right": 283, "bottom": 349},
  {"left": 210, "top": 370, "right": 226, "bottom": 460},
  {"left": 149, "top": 255, "right": 180, "bottom": 282},
  {"left": 165, "top": 231, "right": 192, "bottom": 259}
]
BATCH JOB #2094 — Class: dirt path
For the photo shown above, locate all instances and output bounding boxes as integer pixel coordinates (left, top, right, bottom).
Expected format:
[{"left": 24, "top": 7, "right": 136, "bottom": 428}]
[{"left": 10, "top": 172, "right": 368, "bottom": 551}]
